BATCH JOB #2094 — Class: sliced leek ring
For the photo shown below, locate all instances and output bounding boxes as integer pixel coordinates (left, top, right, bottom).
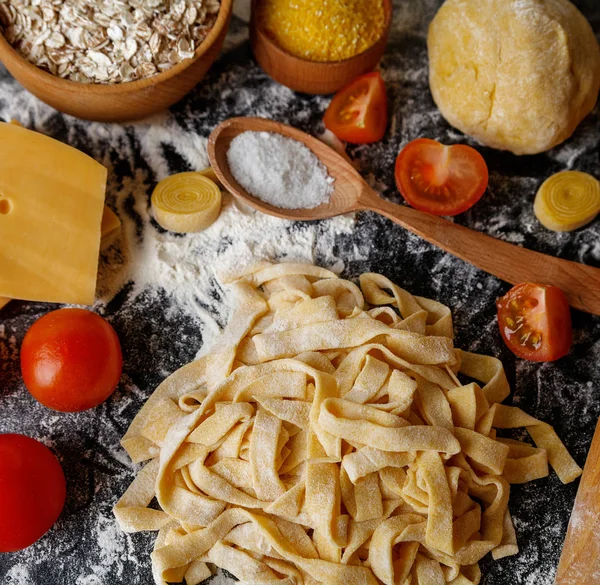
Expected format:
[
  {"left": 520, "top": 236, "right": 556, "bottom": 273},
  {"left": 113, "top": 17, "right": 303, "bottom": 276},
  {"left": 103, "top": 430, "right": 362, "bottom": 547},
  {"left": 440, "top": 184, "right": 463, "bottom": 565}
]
[
  {"left": 151, "top": 172, "right": 222, "bottom": 234},
  {"left": 534, "top": 171, "right": 600, "bottom": 232}
]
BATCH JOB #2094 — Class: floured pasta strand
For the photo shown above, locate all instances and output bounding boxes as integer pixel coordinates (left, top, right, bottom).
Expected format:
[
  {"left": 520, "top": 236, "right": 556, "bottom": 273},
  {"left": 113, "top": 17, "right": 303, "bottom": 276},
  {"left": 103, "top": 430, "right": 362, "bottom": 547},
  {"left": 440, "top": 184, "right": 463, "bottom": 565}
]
[{"left": 114, "top": 262, "right": 582, "bottom": 585}]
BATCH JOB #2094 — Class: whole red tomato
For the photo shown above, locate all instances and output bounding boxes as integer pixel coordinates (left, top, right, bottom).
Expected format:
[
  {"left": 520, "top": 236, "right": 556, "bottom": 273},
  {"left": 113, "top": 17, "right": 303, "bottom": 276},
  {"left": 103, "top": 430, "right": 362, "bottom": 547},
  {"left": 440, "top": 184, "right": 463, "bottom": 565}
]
[
  {"left": 0, "top": 434, "right": 66, "bottom": 552},
  {"left": 20, "top": 308, "right": 123, "bottom": 412}
]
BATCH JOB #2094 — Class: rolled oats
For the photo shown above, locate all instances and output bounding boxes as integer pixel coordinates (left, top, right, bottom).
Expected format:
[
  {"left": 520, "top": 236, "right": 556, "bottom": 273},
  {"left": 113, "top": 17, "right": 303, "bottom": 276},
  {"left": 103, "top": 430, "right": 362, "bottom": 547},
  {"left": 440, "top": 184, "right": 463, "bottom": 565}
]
[{"left": 0, "top": 0, "right": 221, "bottom": 84}]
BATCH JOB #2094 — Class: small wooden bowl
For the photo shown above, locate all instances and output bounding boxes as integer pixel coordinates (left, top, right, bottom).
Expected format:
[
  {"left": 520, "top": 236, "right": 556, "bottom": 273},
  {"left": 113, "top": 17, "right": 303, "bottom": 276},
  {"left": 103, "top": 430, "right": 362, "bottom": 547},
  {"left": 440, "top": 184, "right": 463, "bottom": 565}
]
[
  {"left": 250, "top": 0, "right": 392, "bottom": 95},
  {"left": 0, "top": 0, "right": 232, "bottom": 123}
]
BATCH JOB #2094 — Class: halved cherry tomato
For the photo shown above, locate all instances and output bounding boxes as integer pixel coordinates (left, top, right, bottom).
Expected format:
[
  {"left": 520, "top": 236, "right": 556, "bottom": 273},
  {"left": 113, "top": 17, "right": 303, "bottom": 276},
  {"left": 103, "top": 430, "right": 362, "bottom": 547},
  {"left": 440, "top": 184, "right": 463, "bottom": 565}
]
[
  {"left": 0, "top": 434, "right": 66, "bottom": 552},
  {"left": 496, "top": 283, "right": 572, "bottom": 362},
  {"left": 21, "top": 308, "right": 123, "bottom": 412},
  {"left": 395, "top": 138, "right": 488, "bottom": 216},
  {"left": 324, "top": 72, "right": 388, "bottom": 144}
]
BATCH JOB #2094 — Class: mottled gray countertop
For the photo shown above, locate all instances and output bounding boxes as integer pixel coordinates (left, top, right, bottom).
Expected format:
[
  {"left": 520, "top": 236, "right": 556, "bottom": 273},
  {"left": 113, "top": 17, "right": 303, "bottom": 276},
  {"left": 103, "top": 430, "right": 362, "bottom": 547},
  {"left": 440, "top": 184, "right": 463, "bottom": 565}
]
[{"left": 1, "top": 1, "right": 599, "bottom": 584}]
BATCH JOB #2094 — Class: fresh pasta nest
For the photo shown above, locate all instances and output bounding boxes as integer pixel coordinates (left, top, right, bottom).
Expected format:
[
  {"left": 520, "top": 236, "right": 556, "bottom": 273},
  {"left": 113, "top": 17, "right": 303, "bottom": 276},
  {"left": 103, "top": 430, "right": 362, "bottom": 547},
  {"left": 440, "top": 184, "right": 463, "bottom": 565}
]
[{"left": 114, "top": 262, "right": 581, "bottom": 585}]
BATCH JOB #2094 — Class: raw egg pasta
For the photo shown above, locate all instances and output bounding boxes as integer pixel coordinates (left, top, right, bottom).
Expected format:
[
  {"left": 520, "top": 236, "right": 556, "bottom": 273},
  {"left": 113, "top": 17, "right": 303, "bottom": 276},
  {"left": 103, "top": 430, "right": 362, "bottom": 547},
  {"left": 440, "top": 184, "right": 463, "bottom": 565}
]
[{"left": 114, "top": 263, "right": 581, "bottom": 585}]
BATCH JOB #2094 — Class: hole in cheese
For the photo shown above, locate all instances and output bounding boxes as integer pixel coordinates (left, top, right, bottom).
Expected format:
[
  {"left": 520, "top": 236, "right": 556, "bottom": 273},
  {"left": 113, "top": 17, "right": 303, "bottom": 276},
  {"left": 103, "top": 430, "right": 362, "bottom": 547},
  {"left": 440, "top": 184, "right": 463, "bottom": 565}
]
[{"left": 0, "top": 198, "right": 11, "bottom": 215}]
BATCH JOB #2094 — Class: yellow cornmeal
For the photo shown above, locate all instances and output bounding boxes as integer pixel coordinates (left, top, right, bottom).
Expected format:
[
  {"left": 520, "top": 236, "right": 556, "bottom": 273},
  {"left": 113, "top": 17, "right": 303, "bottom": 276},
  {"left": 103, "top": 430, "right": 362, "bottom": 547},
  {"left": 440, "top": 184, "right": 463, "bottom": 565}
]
[{"left": 260, "top": 0, "right": 386, "bottom": 62}]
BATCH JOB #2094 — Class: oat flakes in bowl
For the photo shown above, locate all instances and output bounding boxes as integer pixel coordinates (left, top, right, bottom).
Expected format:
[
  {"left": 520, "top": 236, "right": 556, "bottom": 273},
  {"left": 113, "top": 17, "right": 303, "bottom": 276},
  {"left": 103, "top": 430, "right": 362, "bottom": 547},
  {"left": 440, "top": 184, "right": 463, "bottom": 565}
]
[
  {"left": 0, "top": 0, "right": 221, "bottom": 83},
  {"left": 0, "top": 0, "right": 233, "bottom": 121}
]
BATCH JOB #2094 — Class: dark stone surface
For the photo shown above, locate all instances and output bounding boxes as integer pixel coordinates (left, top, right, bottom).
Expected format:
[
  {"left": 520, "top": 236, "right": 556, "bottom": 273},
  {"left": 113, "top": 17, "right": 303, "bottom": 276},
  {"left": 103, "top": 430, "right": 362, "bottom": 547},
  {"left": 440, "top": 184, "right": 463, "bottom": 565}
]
[{"left": 0, "top": 1, "right": 599, "bottom": 584}]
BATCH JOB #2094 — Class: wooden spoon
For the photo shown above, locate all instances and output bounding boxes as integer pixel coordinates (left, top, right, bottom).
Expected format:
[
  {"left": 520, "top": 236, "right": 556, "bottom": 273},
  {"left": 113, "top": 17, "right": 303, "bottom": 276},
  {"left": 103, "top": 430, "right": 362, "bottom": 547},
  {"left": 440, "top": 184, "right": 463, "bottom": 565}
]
[
  {"left": 554, "top": 418, "right": 600, "bottom": 585},
  {"left": 208, "top": 117, "right": 600, "bottom": 315}
]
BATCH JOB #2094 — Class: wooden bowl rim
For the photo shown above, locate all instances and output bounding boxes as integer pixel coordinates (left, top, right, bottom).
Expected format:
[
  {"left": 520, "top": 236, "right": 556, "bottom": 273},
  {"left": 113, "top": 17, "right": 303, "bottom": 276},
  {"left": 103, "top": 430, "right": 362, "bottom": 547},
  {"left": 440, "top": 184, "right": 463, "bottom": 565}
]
[
  {"left": 0, "top": 0, "right": 233, "bottom": 95},
  {"left": 250, "top": 0, "right": 392, "bottom": 66}
]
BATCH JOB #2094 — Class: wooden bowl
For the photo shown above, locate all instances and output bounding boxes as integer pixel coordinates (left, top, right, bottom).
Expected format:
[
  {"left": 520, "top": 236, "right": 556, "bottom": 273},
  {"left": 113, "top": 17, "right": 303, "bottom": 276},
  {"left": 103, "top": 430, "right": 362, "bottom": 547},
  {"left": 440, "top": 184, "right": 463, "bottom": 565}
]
[
  {"left": 250, "top": 0, "right": 392, "bottom": 95},
  {"left": 0, "top": 0, "right": 232, "bottom": 123}
]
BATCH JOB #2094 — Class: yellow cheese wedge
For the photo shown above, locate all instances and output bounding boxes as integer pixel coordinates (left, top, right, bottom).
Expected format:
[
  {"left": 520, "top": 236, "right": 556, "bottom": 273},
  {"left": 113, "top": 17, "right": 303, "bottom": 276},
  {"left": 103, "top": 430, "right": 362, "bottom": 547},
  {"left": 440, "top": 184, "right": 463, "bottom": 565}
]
[
  {"left": 0, "top": 120, "right": 116, "bottom": 311},
  {"left": 0, "top": 205, "right": 119, "bottom": 312},
  {"left": 0, "top": 123, "right": 107, "bottom": 305}
]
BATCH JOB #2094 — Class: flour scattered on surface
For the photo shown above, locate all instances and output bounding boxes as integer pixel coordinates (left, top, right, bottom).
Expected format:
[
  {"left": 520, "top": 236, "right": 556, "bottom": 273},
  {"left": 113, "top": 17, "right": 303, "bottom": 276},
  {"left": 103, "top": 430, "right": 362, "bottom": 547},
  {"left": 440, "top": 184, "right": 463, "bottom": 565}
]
[
  {"left": 75, "top": 513, "right": 129, "bottom": 585},
  {"left": 95, "top": 135, "right": 353, "bottom": 335},
  {"left": 4, "top": 565, "right": 35, "bottom": 585}
]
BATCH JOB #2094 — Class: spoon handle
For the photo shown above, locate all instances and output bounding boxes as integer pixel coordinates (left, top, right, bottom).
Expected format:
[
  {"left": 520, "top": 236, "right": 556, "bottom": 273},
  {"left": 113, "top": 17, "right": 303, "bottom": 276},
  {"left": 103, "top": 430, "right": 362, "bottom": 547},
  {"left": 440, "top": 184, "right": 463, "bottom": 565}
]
[{"left": 359, "top": 190, "right": 600, "bottom": 315}]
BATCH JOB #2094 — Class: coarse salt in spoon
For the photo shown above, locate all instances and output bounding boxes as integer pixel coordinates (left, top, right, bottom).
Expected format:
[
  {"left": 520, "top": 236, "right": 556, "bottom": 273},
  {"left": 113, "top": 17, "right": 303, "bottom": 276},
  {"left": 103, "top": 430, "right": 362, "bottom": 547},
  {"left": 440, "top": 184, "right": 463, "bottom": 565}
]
[{"left": 208, "top": 117, "right": 600, "bottom": 315}]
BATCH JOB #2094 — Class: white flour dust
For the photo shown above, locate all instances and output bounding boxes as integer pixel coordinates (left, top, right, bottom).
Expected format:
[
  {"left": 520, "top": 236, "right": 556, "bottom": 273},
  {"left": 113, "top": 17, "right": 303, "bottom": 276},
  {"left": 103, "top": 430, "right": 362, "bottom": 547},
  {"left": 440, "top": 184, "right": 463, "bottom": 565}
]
[{"left": 95, "top": 135, "right": 354, "bottom": 337}]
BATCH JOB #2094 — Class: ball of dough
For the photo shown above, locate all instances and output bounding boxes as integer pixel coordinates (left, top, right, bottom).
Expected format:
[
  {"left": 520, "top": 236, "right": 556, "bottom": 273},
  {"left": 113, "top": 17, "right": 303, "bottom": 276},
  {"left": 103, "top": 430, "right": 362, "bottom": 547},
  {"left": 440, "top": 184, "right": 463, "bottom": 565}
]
[{"left": 427, "top": 0, "right": 600, "bottom": 155}]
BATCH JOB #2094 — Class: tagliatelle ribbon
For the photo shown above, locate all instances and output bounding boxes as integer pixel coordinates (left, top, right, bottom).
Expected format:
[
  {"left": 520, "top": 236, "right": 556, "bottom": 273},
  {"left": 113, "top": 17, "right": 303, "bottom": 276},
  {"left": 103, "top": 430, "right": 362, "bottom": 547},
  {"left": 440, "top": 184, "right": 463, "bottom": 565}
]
[{"left": 114, "top": 263, "right": 582, "bottom": 585}]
